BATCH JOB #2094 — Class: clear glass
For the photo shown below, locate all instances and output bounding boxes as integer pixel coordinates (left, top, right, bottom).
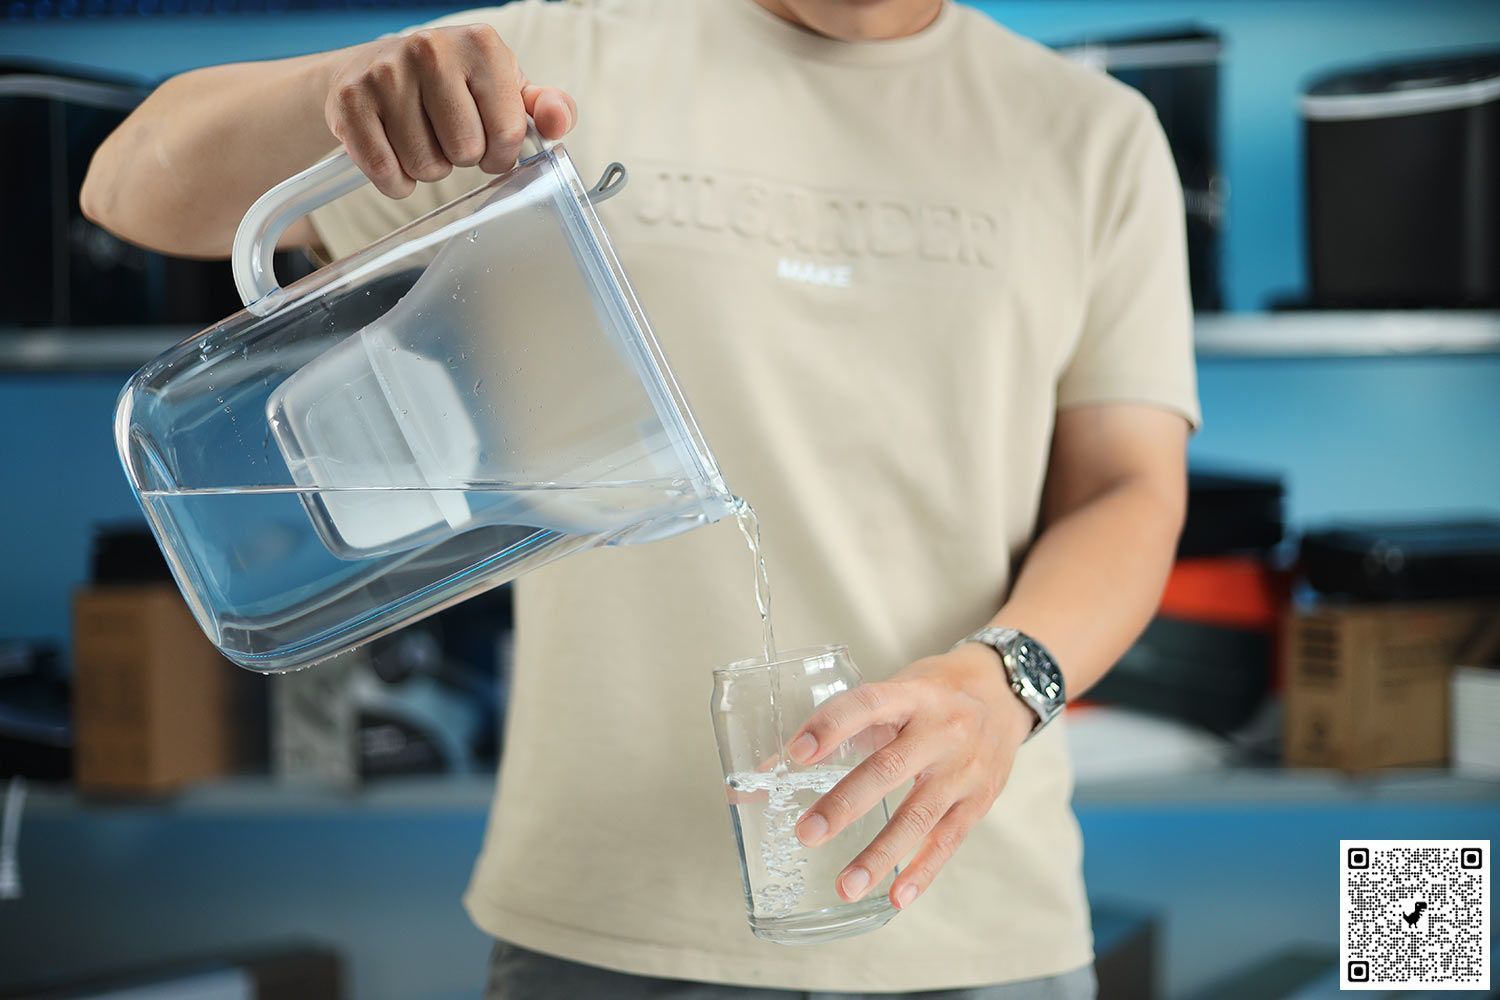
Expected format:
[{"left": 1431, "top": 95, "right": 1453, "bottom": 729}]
[
  {"left": 115, "top": 143, "right": 734, "bottom": 672},
  {"left": 710, "top": 645, "right": 898, "bottom": 945}
]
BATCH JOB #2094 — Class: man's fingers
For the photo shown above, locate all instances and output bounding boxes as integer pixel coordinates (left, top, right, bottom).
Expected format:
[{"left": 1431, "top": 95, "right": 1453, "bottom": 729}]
[
  {"left": 788, "top": 683, "right": 911, "bottom": 767},
  {"left": 419, "top": 59, "right": 487, "bottom": 167},
  {"left": 834, "top": 777, "right": 957, "bottom": 902},
  {"left": 521, "top": 81, "right": 576, "bottom": 139},
  {"left": 327, "top": 82, "right": 413, "bottom": 198},
  {"left": 887, "top": 800, "right": 984, "bottom": 911},
  {"left": 468, "top": 68, "right": 530, "bottom": 174},
  {"left": 378, "top": 84, "right": 452, "bottom": 184},
  {"left": 794, "top": 732, "right": 934, "bottom": 848}
]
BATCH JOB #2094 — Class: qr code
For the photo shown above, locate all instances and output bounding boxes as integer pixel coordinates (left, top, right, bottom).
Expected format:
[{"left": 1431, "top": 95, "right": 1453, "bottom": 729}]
[{"left": 1341, "top": 840, "right": 1490, "bottom": 990}]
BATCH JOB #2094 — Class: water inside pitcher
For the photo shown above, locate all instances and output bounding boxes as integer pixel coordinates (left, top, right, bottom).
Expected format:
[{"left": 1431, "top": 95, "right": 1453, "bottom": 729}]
[{"left": 116, "top": 133, "right": 735, "bottom": 672}]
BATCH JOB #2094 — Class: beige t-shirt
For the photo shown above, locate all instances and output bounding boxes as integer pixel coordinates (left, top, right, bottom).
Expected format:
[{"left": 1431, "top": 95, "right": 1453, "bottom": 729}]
[{"left": 310, "top": 0, "right": 1200, "bottom": 990}]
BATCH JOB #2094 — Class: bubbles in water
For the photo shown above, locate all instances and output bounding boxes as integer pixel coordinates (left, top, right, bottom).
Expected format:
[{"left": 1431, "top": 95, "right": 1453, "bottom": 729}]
[
  {"left": 728, "top": 767, "right": 847, "bottom": 918},
  {"left": 466, "top": 230, "right": 480, "bottom": 243}
]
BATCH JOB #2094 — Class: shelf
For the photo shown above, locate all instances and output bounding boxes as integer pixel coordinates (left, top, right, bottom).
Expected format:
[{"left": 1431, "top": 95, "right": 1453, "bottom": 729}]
[
  {"left": 0, "top": 326, "right": 195, "bottom": 374},
  {"left": 16, "top": 768, "right": 1499, "bottom": 818},
  {"left": 22, "top": 774, "right": 497, "bottom": 816},
  {"left": 1195, "top": 311, "right": 1500, "bottom": 358},
  {"left": 4, "top": 312, "right": 1499, "bottom": 373},
  {"left": 1073, "top": 767, "right": 1500, "bottom": 805}
]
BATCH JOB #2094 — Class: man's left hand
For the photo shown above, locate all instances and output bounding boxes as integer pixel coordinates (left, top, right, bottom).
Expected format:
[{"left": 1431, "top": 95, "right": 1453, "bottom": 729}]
[{"left": 786, "top": 641, "right": 1036, "bottom": 911}]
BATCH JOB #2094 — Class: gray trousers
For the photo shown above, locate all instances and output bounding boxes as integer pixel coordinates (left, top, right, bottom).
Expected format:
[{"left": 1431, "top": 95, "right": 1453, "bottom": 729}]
[{"left": 486, "top": 940, "right": 1098, "bottom": 1000}]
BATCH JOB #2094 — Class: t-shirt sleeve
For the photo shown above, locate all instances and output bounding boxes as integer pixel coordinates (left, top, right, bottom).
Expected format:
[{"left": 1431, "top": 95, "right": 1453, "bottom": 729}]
[
  {"left": 307, "top": 0, "right": 579, "bottom": 262},
  {"left": 1056, "top": 96, "right": 1202, "bottom": 429}
]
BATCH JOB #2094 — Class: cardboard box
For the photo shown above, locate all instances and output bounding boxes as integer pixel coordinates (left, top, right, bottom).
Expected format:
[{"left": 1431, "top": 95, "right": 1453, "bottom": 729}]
[
  {"left": 1283, "top": 600, "right": 1498, "bottom": 772},
  {"left": 72, "top": 584, "right": 233, "bottom": 794},
  {"left": 1451, "top": 616, "right": 1500, "bottom": 776}
]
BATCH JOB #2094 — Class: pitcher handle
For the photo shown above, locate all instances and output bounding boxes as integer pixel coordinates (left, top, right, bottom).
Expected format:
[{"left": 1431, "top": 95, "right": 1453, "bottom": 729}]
[{"left": 232, "top": 121, "right": 624, "bottom": 315}]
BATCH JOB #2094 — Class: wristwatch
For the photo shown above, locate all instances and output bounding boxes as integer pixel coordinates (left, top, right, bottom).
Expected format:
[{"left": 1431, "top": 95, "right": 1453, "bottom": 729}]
[{"left": 953, "top": 627, "right": 1066, "bottom": 739}]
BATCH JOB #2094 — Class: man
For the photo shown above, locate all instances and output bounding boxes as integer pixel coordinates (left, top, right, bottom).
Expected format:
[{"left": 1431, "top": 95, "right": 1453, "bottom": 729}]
[{"left": 82, "top": 1, "right": 1198, "bottom": 996}]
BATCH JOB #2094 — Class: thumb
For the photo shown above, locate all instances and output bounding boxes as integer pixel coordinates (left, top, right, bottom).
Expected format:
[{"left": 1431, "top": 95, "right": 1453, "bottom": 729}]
[{"left": 519, "top": 75, "right": 577, "bottom": 140}]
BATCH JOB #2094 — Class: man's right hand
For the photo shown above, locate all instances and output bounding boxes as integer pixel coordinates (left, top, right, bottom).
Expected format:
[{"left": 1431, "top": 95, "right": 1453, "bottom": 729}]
[
  {"left": 81, "top": 19, "right": 575, "bottom": 256},
  {"left": 324, "top": 23, "right": 577, "bottom": 199}
]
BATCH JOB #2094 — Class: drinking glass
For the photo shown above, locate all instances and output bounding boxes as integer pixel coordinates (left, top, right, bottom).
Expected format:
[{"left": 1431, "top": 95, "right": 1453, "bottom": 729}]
[{"left": 710, "top": 644, "right": 898, "bottom": 944}]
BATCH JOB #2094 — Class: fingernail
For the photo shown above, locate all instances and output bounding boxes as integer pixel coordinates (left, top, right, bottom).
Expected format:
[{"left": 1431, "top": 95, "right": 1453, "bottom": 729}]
[
  {"left": 839, "top": 867, "right": 871, "bottom": 901},
  {"left": 795, "top": 812, "right": 828, "bottom": 847},
  {"left": 789, "top": 733, "right": 817, "bottom": 763},
  {"left": 894, "top": 884, "right": 919, "bottom": 909}
]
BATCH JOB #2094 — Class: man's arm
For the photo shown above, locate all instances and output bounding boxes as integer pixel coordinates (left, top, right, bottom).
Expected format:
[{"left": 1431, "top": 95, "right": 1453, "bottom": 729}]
[
  {"left": 783, "top": 402, "right": 1189, "bottom": 910},
  {"left": 987, "top": 401, "right": 1189, "bottom": 697},
  {"left": 80, "top": 24, "right": 575, "bottom": 258}
]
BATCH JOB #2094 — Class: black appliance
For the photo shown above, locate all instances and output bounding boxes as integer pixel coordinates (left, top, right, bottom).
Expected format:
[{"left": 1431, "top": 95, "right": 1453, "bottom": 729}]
[
  {"left": 0, "top": 641, "right": 71, "bottom": 782},
  {"left": 1093, "top": 618, "right": 1271, "bottom": 735},
  {"left": 1055, "top": 27, "right": 1225, "bottom": 312},
  {"left": 0, "top": 64, "right": 312, "bottom": 328},
  {"left": 1177, "top": 470, "right": 1285, "bottom": 558},
  {"left": 1089, "top": 470, "right": 1286, "bottom": 735},
  {"left": 1303, "top": 50, "right": 1500, "bottom": 308},
  {"left": 1300, "top": 518, "right": 1500, "bottom": 602}
]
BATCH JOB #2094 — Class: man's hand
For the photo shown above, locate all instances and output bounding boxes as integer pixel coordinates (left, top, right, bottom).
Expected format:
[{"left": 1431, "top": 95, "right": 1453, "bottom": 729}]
[
  {"left": 786, "top": 642, "right": 1035, "bottom": 911},
  {"left": 325, "top": 24, "right": 577, "bottom": 198},
  {"left": 81, "top": 20, "right": 577, "bottom": 255}
]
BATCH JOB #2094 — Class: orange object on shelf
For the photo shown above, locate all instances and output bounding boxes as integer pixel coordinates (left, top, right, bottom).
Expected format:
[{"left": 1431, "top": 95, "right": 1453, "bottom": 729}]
[{"left": 1159, "top": 556, "right": 1290, "bottom": 629}]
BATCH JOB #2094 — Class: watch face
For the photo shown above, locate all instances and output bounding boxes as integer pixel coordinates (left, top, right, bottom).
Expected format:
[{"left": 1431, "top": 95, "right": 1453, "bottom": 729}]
[{"left": 1013, "top": 639, "right": 1063, "bottom": 704}]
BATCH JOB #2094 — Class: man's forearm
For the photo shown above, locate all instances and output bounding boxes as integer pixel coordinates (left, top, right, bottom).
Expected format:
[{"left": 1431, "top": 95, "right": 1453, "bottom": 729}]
[
  {"left": 989, "top": 474, "right": 1185, "bottom": 699},
  {"left": 81, "top": 49, "right": 349, "bottom": 257}
]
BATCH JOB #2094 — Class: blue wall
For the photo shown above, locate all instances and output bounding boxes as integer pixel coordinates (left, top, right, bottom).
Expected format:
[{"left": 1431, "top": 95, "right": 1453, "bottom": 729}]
[{"left": 2, "top": 2, "right": 1499, "bottom": 651}]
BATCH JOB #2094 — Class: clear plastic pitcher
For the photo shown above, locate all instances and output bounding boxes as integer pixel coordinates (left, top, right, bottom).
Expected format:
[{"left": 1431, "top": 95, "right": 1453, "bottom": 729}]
[{"left": 115, "top": 132, "right": 735, "bottom": 672}]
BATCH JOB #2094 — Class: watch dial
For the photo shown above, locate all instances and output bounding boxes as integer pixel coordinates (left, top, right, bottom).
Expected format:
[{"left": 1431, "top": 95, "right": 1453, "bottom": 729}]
[{"left": 1017, "top": 639, "right": 1063, "bottom": 702}]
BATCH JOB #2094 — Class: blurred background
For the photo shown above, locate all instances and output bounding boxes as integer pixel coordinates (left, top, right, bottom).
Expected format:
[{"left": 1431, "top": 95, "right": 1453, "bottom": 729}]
[{"left": 1, "top": 0, "right": 1499, "bottom": 997}]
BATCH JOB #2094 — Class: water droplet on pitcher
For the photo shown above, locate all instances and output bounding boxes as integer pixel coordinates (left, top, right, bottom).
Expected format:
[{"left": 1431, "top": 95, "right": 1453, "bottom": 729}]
[
  {"left": 473, "top": 378, "right": 484, "bottom": 392},
  {"left": 467, "top": 230, "right": 479, "bottom": 242}
]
